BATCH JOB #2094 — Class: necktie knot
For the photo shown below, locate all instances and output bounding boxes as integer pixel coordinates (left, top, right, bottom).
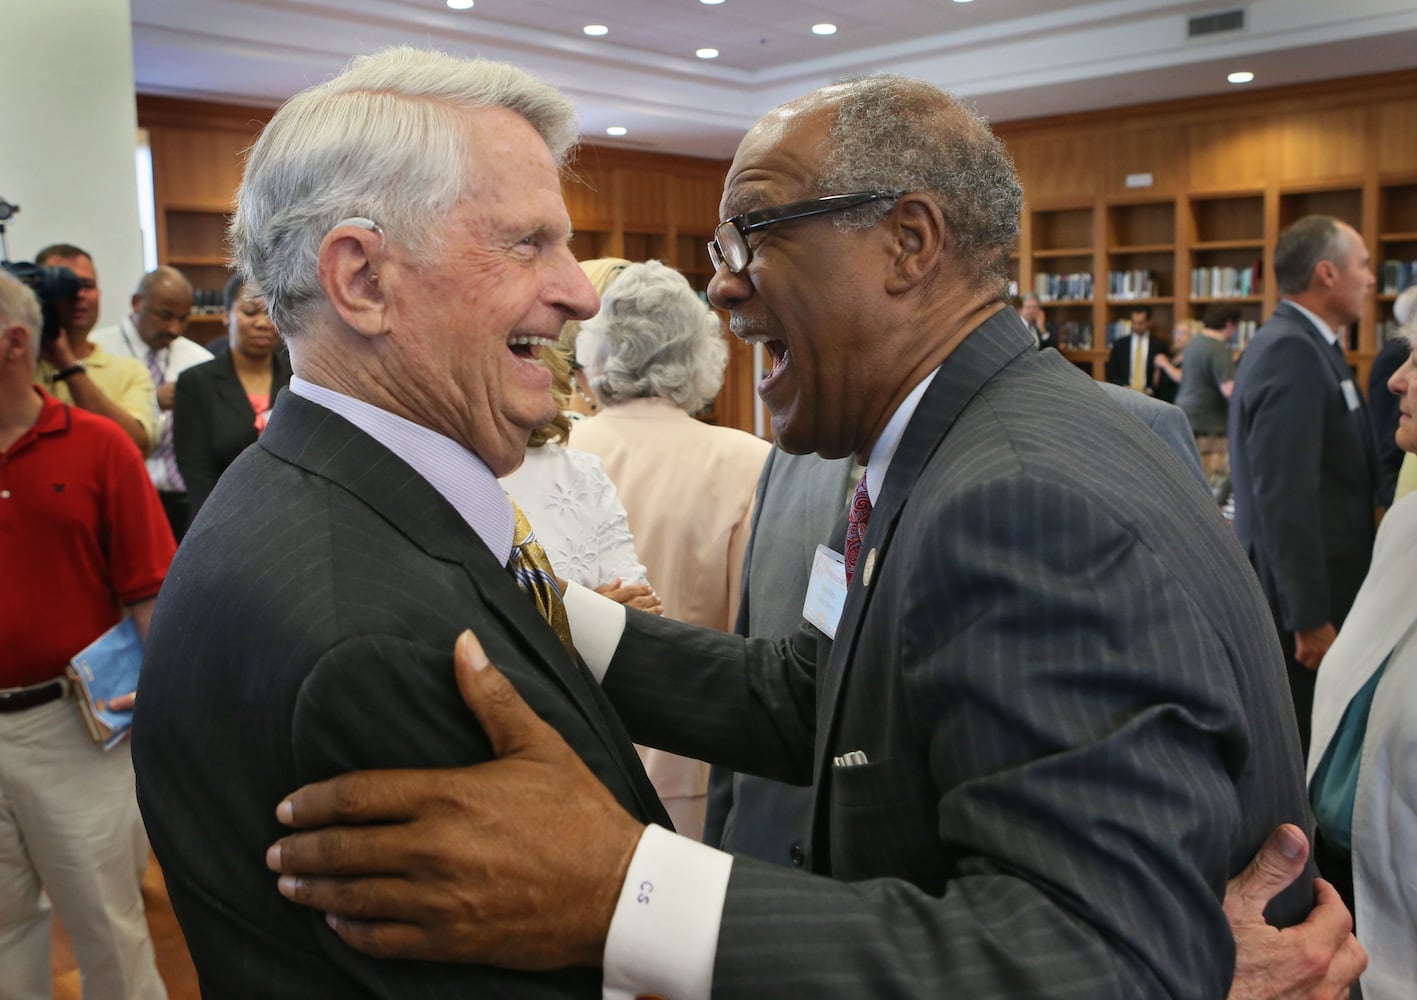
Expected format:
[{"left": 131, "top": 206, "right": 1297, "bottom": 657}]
[{"left": 843, "top": 474, "right": 872, "bottom": 585}]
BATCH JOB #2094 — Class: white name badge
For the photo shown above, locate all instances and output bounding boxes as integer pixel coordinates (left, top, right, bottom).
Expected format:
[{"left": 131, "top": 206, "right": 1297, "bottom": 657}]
[
  {"left": 803, "top": 544, "right": 849, "bottom": 640},
  {"left": 1341, "top": 379, "right": 1361, "bottom": 413}
]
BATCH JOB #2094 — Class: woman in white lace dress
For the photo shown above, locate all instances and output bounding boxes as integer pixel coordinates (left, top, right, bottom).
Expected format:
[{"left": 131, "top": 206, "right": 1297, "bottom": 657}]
[{"left": 501, "top": 337, "right": 661, "bottom": 610}]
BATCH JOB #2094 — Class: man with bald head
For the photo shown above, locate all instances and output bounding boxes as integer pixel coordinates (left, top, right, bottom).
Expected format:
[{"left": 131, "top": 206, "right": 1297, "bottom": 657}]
[
  {"left": 268, "top": 73, "right": 1363, "bottom": 998},
  {"left": 93, "top": 266, "right": 211, "bottom": 537}
]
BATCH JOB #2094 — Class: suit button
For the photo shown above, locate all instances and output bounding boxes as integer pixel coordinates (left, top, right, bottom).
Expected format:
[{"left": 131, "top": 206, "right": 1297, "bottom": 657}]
[{"left": 789, "top": 842, "right": 805, "bottom": 867}]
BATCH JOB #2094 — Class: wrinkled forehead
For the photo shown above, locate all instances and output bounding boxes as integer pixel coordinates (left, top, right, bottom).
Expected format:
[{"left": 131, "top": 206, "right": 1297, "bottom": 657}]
[{"left": 721, "top": 99, "right": 835, "bottom": 217}]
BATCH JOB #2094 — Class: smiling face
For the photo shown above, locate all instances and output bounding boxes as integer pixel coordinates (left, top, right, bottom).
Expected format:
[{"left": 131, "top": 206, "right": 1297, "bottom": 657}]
[
  {"left": 707, "top": 101, "right": 901, "bottom": 460},
  {"left": 375, "top": 107, "right": 598, "bottom": 475},
  {"left": 1390, "top": 343, "right": 1417, "bottom": 456}
]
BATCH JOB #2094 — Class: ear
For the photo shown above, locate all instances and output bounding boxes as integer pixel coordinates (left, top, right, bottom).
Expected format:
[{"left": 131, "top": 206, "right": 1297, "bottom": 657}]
[
  {"left": 317, "top": 223, "right": 387, "bottom": 339},
  {"left": 130, "top": 292, "right": 143, "bottom": 314},
  {"left": 3, "top": 324, "right": 30, "bottom": 363},
  {"left": 884, "top": 193, "right": 946, "bottom": 294}
]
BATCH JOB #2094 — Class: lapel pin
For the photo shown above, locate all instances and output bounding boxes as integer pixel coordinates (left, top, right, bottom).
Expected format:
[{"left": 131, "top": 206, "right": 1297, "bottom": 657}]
[{"left": 862, "top": 548, "right": 877, "bottom": 587}]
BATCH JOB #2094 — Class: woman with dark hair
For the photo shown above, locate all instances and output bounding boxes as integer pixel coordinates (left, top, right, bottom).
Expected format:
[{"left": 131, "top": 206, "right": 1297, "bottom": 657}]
[{"left": 173, "top": 274, "right": 291, "bottom": 526}]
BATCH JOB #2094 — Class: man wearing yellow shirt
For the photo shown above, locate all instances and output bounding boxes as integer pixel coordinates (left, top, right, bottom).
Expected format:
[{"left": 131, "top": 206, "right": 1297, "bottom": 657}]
[{"left": 32, "top": 243, "right": 157, "bottom": 455}]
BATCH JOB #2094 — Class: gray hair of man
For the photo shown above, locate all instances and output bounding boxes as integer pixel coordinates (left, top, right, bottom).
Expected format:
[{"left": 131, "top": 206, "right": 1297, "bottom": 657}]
[
  {"left": 1274, "top": 215, "right": 1352, "bottom": 296},
  {"left": 812, "top": 74, "right": 1022, "bottom": 297},
  {"left": 230, "top": 46, "right": 579, "bottom": 337},
  {"left": 0, "top": 271, "right": 42, "bottom": 364},
  {"left": 576, "top": 260, "right": 728, "bottom": 413}
]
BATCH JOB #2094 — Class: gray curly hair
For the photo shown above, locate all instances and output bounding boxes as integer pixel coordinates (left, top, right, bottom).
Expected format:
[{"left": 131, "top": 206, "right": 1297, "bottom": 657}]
[
  {"left": 230, "top": 46, "right": 579, "bottom": 337},
  {"left": 812, "top": 74, "right": 1021, "bottom": 296},
  {"left": 576, "top": 260, "right": 728, "bottom": 413}
]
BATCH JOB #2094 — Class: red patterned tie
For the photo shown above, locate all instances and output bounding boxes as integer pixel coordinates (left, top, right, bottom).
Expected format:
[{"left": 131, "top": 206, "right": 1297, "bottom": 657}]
[{"left": 843, "top": 474, "right": 872, "bottom": 584}]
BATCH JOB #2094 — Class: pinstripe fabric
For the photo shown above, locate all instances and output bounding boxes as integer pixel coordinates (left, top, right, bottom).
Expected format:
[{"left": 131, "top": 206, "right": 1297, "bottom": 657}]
[
  {"left": 134, "top": 392, "right": 667, "bottom": 999},
  {"left": 605, "top": 310, "right": 1315, "bottom": 997}
]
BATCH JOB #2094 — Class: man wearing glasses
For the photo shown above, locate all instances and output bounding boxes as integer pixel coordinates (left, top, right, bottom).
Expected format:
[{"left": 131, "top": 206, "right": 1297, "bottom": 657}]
[{"left": 268, "top": 74, "right": 1362, "bottom": 997}]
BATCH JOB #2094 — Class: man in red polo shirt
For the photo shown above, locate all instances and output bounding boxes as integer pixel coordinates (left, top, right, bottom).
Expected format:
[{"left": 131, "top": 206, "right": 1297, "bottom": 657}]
[{"left": 0, "top": 270, "right": 174, "bottom": 998}]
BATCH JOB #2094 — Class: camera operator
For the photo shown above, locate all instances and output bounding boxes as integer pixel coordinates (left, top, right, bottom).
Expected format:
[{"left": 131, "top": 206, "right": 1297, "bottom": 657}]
[
  {"left": 92, "top": 266, "right": 212, "bottom": 539},
  {"left": 0, "top": 269, "right": 173, "bottom": 998},
  {"left": 32, "top": 243, "right": 158, "bottom": 456}
]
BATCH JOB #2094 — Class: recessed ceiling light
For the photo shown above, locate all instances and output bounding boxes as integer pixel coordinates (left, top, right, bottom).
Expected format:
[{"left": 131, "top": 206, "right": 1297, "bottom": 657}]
[
  {"left": 700, "top": 0, "right": 726, "bottom": 4},
  {"left": 1227, "top": 70, "right": 1255, "bottom": 84},
  {"left": 952, "top": 0, "right": 974, "bottom": 4},
  {"left": 583, "top": 24, "right": 609, "bottom": 36},
  {"left": 446, "top": 0, "right": 473, "bottom": 8},
  {"left": 811, "top": 23, "right": 837, "bottom": 35},
  {"left": 696, "top": 47, "right": 719, "bottom": 59},
  {"left": 606, "top": 126, "right": 628, "bottom": 137}
]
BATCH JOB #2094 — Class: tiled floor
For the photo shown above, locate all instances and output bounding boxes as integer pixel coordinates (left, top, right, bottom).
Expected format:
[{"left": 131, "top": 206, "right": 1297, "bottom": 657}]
[{"left": 50, "top": 854, "right": 199, "bottom": 1000}]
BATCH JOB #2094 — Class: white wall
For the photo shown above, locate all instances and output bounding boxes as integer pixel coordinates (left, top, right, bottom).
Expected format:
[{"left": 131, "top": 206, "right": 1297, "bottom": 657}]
[{"left": 2, "top": 0, "right": 143, "bottom": 328}]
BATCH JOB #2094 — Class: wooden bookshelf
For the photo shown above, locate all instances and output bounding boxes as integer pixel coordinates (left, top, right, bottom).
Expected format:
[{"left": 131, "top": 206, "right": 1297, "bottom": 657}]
[{"left": 1378, "top": 178, "right": 1417, "bottom": 344}]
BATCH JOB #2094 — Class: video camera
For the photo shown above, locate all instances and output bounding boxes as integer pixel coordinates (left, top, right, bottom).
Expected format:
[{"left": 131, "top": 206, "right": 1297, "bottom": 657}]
[{"left": 0, "top": 197, "right": 79, "bottom": 343}]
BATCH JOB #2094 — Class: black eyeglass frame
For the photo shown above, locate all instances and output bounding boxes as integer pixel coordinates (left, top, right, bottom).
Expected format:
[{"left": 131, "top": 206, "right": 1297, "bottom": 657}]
[{"left": 707, "top": 190, "right": 903, "bottom": 274}]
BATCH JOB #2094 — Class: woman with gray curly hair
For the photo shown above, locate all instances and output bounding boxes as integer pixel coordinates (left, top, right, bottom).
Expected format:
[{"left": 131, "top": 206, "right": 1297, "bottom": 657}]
[{"left": 570, "top": 259, "right": 770, "bottom": 839}]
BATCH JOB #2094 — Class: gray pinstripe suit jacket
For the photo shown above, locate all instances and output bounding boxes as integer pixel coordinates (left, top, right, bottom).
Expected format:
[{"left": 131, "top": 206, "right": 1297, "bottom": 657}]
[
  {"left": 605, "top": 310, "right": 1315, "bottom": 997},
  {"left": 134, "top": 391, "right": 668, "bottom": 999}
]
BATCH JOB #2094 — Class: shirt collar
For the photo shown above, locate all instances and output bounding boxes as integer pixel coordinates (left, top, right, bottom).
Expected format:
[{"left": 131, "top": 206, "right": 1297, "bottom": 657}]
[
  {"left": 288, "top": 376, "right": 515, "bottom": 562},
  {"left": 863, "top": 367, "right": 939, "bottom": 504},
  {"left": 1285, "top": 300, "right": 1340, "bottom": 347}
]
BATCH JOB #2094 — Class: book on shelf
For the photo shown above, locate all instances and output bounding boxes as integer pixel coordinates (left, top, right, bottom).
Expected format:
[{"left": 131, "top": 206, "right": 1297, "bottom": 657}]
[
  {"left": 1233, "top": 320, "right": 1258, "bottom": 352},
  {"left": 1379, "top": 260, "right": 1417, "bottom": 295},
  {"left": 1107, "top": 269, "right": 1155, "bottom": 300},
  {"left": 1190, "top": 262, "right": 1261, "bottom": 299},
  {"left": 64, "top": 617, "right": 142, "bottom": 750},
  {"left": 1034, "top": 272, "right": 1094, "bottom": 301}
]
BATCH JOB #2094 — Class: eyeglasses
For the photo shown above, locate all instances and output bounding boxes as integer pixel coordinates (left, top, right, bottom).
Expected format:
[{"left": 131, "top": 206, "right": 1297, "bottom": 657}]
[{"left": 707, "top": 190, "right": 903, "bottom": 274}]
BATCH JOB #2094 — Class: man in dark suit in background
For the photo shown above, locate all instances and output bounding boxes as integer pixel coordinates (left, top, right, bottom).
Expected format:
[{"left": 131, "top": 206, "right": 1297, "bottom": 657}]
[
  {"left": 1229, "top": 215, "right": 1378, "bottom": 756},
  {"left": 132, "top": 47, "right": 667, "bottom": 998},
  {"left": 269, "top": 74, "right": 1363, "bottom": 998},
  {"left": 1106, "top": 304, "right": 1164, "bottom": 393}
]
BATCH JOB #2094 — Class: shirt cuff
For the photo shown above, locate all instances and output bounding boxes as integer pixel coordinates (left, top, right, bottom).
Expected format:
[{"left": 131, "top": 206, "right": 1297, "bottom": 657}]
[
  {"left": 602, "top": 823, "right": 733, "bottom": 1000},
  {"left": 564, "top": 581, "right": 626, "bottom": 682}
]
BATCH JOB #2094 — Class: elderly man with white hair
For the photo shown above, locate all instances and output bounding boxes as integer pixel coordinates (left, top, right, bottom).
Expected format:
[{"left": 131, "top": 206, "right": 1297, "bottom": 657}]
[
  {"left": 570, "top": 259, "right": 770, "bottom": 837},
  {"left": 132, "top": 47, "right": 670, "bottom": 997}
]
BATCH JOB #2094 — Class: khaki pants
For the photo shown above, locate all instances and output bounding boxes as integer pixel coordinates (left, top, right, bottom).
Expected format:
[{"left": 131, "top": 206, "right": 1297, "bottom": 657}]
[{"left": 0, "top": 696, "right": 165, "bottom": 1000}]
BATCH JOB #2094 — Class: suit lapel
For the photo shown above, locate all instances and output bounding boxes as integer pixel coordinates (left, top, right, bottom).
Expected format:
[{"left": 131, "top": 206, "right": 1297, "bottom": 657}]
[
  {"left": 259, "top": 392, "right": 666, "bottom": 822},
  {"left": 809, "top": 311, "right": 1035, "bottom": 862},
  {"left": 210, "top": 352, "right": 257, "bottom": 426}
]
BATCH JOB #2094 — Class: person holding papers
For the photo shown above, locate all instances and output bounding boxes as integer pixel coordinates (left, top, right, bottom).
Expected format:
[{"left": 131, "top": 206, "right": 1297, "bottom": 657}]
[{"left": 0, "top": 270, "right": 174, "bottom": 998}]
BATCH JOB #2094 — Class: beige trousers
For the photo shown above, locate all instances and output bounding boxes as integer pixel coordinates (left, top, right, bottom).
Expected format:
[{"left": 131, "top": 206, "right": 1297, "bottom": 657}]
[{"left": 0, "top": 695, "right": 165, "bottom": 1000}]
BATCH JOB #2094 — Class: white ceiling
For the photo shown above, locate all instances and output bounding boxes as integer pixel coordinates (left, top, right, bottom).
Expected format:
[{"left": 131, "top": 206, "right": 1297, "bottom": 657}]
[{"left": 131, "top": 0, "right": 1417, "bottom": 159}]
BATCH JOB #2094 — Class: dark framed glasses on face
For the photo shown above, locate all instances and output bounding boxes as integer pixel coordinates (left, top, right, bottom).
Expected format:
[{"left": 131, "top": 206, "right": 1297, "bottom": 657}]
[{"left": 707, "top": 190, "right": 903, "bottom": 274}]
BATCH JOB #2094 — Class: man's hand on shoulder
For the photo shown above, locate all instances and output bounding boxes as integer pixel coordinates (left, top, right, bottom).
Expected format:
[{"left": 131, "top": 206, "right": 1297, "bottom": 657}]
[
  {"left": 267, "top": 629, "right": 647, "bottom": 969},
  {"left": 1225, "top": 824, "right": 1366, "bottom": 999},
  {"left": 1294, "top": 625, "right": 1337, "bottom": 671}
]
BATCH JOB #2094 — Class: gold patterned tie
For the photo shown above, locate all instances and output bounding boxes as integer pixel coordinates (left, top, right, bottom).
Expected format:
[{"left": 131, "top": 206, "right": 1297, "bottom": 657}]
[
  {"left": 506, "top": 500, "right": 576, "bottom": 657},
  {"left": 1130, "top": 335, "right": 1147, "bottom": 392}
]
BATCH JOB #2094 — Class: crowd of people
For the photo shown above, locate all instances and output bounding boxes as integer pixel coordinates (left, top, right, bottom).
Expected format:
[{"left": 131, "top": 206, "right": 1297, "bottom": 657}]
[{"left": 8, "top": 41, "right": 1416, "bottom": 1000}]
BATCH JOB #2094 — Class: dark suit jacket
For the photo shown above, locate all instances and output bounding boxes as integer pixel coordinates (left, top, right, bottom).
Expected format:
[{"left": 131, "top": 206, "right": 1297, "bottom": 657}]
[
  {"left": 173, "top": 348, "right": 292, "bottom": 526},
  {"left": 1105, "top": 331, "right": 1165, "bottom": 392},
  {"left": 703, "top": 449, "right": 858, "bottom": 864},
  {"left": 134, "top": 391, "right": 668, "bottom": 998},
  {"left": 1229, "top": 300, "right": 1377, "bottom": 634},
  {"left": 605, "top": 310, "right": 1315, "bottom": 996}
]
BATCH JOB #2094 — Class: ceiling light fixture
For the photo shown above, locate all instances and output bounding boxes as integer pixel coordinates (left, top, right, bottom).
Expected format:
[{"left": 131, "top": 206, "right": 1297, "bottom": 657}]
[
  {"left": 696, "top": 47, "right": 719, "bottom": 59},
  {"left": 583, "top": 24, "right": 609, "bottom": 36},
  {"left": 700, "top": 0, "right": 726, "bottom": 5},
  {"left": 606, "top": 126, "right": 628, "bottom": 136},
  {"left": 446, "top": 0, "right": 474, "bottom": 8},
  {"left": 1227, "top": 70, "right": 1255, "bottom": 84},
  {"left": 952, "top": 0, "right": 974, "bottom": 4},
  {"left": 811, "top": 23, "right": 837, "bottom": 35}
]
